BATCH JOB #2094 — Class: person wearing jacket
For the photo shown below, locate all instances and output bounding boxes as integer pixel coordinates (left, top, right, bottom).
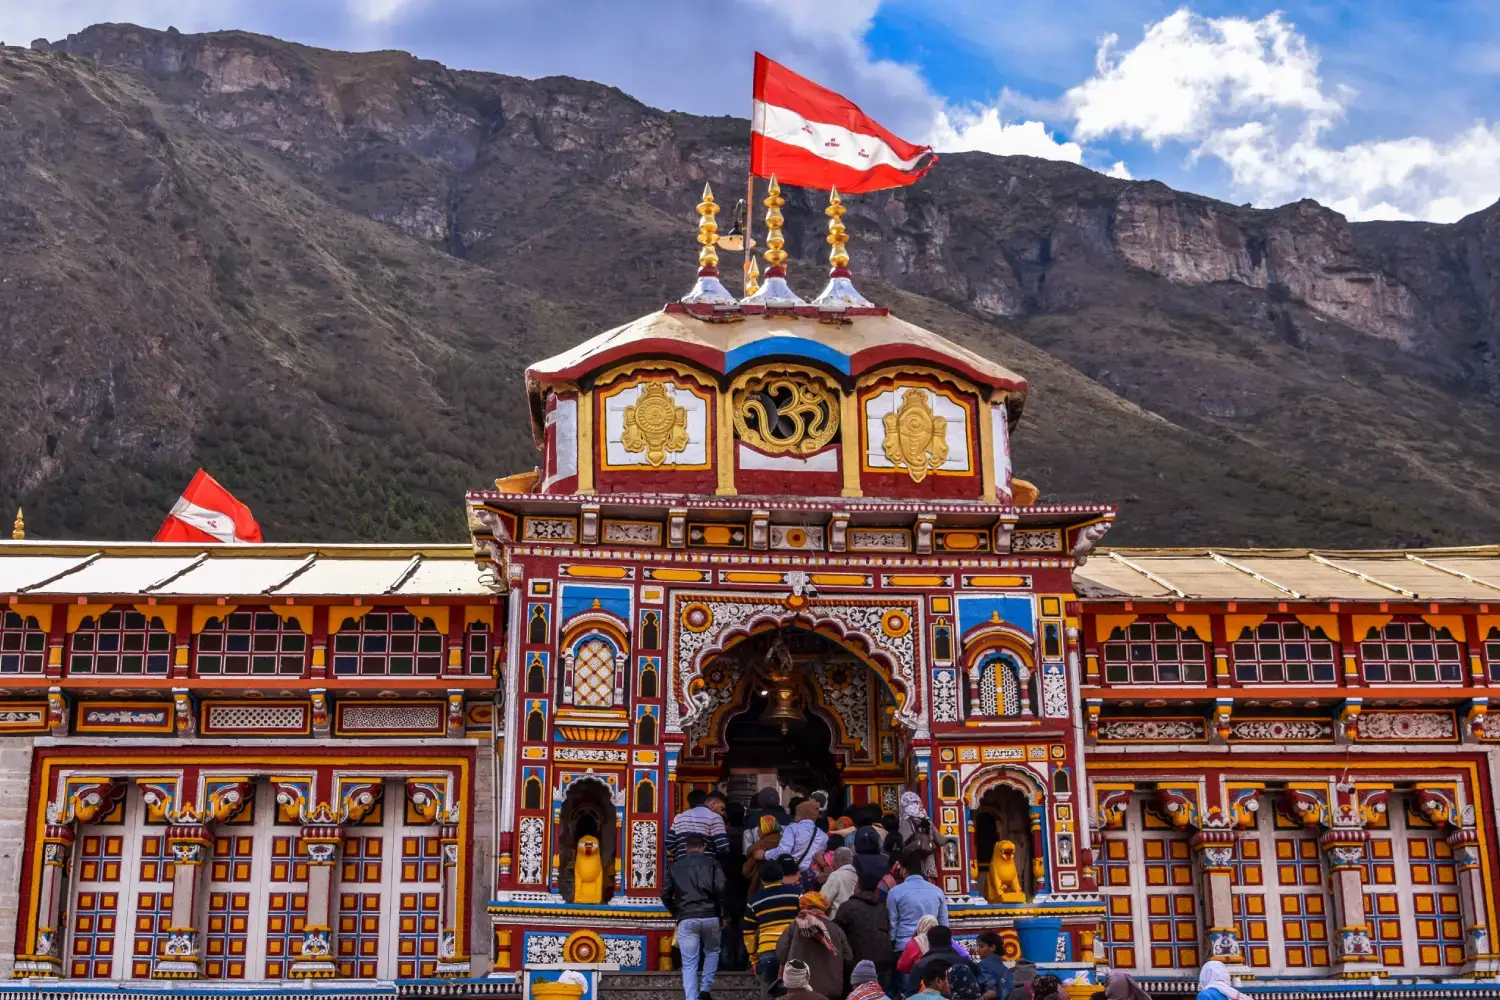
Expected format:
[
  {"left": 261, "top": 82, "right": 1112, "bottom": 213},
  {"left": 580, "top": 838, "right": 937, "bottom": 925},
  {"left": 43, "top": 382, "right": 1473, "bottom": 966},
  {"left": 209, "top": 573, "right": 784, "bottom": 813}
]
[
  {"left": 745, "top": 859, "right": 804, "bottom": 990},
  {"left": 904, "top": 925, "right": 975, "bottom": 997},
  {"left": 744, "top": 786, "right": 790, "bottom": 850},
  {"left": 973, "top": 931, "right": 1012, "bottom": 1000},
  {"left": 767, "top": 800, "right": 830, "bottom": 886},
  {"left": 662, "top": 834, "right": 726, "bottom": 1000},
  {"left": 821, "top": 847, "right": 859, "bottom": 915},
  {"left": 1004, "top": 960, "right": 1037, "bottom": 1000},
  {"left": 852, "top": 825, "right": 890, "bottom": 888},
  {"left": 1196, "top": 961, "right": 1250, "bottom": 1000},
  {"left": 743, "top": 814, "right": 784, "bottom": 894},
  {"left": 833, "top": 873, "right": 894, "bottom": 987},
  {"left": 774, "top": 892, "right": 853, "bottom": 1000},
  {"left": 848, "top": 960, "right": 891, "bottom": 1000}
]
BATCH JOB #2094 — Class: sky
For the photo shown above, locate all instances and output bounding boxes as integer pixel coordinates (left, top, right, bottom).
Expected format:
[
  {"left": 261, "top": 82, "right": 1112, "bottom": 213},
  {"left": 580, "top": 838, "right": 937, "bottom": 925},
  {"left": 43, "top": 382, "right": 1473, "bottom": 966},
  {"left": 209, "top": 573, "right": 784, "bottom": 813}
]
[{"left": 6, "top": 0, "right": 1500, "bottom": 222}]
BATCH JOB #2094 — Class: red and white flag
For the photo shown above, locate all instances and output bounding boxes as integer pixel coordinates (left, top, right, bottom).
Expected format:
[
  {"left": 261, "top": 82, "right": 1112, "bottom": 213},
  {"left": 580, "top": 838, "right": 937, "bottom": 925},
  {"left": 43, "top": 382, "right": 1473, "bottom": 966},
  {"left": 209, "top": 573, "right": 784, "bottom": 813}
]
[
  {"left": 751, "top": 52, "right": 936, "bottom": 193},
  {"left": 154, "top": 469, "right": 263, "bottom": 544}
]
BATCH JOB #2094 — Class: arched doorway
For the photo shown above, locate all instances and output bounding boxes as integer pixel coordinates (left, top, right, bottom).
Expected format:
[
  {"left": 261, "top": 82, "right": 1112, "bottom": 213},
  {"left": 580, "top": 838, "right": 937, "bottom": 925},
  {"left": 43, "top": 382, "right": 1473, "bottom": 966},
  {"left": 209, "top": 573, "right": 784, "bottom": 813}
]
[
  {"left": 678, "top": 626, "right": 911, "bottom": 813},
  {"left": 974, "top": 785, "right": 1035, "bottom": 897},
  {"left": 557, "top": 777, "right": 616, "bottom": 904}
]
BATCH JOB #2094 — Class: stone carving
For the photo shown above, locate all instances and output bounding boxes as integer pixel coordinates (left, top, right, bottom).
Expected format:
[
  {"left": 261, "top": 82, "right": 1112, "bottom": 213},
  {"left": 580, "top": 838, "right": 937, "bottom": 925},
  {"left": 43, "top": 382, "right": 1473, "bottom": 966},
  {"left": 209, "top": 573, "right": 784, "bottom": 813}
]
[
  {"left": 524, "top": 933, "right": 566, "bottom": 965},
  {"left": 518, "top": 816, "right": 546, "bottom": 884},
  {"left": 554, "top": 747, "right": 629, "bottom": 763},
  {"left": 931, "top": 669, "right": 959, "bottom": 723},
  {"left": 204, "top": 703, "right": 309, "bottom": 732},
  {"left": 630, "top": 821, "right": 657, "bottom": 888},
  {"left": 1356, "top": 711, "right": 1456, "bottom": 741},
  {"left": 1041, "top": 663, "right": 1068, "bottom": 718},
  {"left": 339, "top": 703, "right": 445, "bottom": 732},
  {"left": 883, "top": 389, "right": 949, "bottom": 483},
  {"left": 602, "top": 521, "right": 662, "bottom": 545},
  {"left": 522, "top": 518, "right": 577, "bottom": 542},
  {"left": 604, "top": 936, "right": 645, "bottom": 970},
  {"left": 1011, "top": 530, "right": 1062, "bottom": 553},
  {"left": 622, "top": 382, "right": 689, "bottom": 466},
  {"left": 847, "top": 529, "right": 911, "bottom": 552},
  {"left": 1097, "top": 718, "right": 1204, "bottom": 742}
]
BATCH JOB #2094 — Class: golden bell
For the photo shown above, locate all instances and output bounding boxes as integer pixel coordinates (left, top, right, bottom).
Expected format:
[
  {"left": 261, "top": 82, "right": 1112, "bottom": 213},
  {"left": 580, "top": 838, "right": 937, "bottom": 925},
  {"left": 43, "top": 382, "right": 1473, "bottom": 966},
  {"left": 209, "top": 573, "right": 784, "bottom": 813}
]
[{"left": 760, "top": 679, "right": 804, "bottom": 734}]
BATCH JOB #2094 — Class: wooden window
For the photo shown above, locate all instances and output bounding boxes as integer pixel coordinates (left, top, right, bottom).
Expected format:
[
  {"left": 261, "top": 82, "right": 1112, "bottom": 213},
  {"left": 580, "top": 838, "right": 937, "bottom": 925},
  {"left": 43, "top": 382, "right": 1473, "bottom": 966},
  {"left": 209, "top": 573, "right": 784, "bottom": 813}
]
[
  {"left": 570, "top": 637, "right": 617, "bottom": 708},
  {"left": 1043, "top": 623, "right": 1062, "bottom": 658},
  {"left": 1231, "top": 619, "right": 1336, "bottom": 683},
  {"left": 1359, "top": 620, "right": 1462, "bottom": 683},
  {"left": 331, "top": 612, "right": 443, "bottom": 677},
  {"left": 0, "top": 610, "right": 46, "bottom": 674},
  {"left": 69, "top": 609, "right": 171, "bottom": 675},
  {"left": 1485, "top": 628, "right": 1500, "bottom": 681},
  {"left": 196, "top": 610, "right": 306, "bottom": 676},
  {"left": 466, "top": 623, "right": 491, "bottom": 675},
  {"left": 1102, "top": 620, "right": 1207, "bottom": 684}
]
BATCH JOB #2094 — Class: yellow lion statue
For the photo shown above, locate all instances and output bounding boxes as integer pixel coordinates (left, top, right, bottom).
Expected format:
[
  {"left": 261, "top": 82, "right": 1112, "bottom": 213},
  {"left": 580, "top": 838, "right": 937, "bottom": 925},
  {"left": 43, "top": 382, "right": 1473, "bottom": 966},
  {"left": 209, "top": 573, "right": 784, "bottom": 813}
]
[
  {"left": 574, "top": 835, "right": 604, "bottom": 904},
  {"left": 985, "top": 839, "right": 1026, "bottom": 903}
]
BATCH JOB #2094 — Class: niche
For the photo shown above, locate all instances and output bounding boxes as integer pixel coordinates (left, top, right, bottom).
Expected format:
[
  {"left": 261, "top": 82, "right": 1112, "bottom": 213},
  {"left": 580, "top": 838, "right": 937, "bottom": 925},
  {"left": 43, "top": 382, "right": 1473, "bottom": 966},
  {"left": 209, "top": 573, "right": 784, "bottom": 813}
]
[
  {"left": 974, "top": 784, "right": 1035, "bottom": 899},
  {"left": 558, "top": 779, "right": 616, "bottom": 904}
]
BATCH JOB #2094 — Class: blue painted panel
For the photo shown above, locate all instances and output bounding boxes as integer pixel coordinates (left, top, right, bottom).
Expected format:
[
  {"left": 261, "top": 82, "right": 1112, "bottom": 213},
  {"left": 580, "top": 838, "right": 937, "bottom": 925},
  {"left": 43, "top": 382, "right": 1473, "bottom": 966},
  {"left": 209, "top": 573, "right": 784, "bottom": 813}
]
[
  {"left": 724, "top": 335, "right": 851, "bottom": 375},
  {"left": 560, "top": 583, "right": 632, "bottom": 623},
  {"left": 955, "top": 594, "right": 1035, "bottom": 637}
]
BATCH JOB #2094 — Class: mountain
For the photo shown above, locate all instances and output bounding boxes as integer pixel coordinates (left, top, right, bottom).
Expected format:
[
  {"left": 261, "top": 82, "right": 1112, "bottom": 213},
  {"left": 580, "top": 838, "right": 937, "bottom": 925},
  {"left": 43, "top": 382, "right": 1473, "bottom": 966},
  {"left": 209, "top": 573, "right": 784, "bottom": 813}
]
[{"left": 3, "top": 23, "right": 1500, "bottom": 547}]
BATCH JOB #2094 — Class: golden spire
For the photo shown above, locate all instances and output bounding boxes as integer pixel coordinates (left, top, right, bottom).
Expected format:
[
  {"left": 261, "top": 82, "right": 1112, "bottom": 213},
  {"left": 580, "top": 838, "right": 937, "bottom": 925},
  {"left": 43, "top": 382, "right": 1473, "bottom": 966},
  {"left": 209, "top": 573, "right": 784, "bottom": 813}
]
[
  {"left": 762, "top": 175, "right": 788, "bottom": 275},
  {"left": 744, "top": 257, "right": 761, "bottom": 296},
  {"left": 695, "top": 183, "right": 720, "bottom": 273},
  {"left": 810, "top": 186, "right": 873, "bottom": 309},
  {"left": 11, "top": 508, "right": 22, "bottom": 540},
  {"left": 825, "top": 186, "right": 850, "bottom": 274}
]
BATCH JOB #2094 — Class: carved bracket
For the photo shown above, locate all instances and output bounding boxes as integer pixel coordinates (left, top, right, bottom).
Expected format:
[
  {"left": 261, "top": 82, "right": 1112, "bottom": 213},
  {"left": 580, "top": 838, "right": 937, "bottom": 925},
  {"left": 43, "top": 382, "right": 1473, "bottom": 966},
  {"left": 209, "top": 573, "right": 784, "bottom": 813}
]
[
  {"left": 1151, "top": 784, "right": 1201, "bottom": 831},
  {"left": 1094, "top": 784, "right": 1134, "bottom": 831},
  {"left": 1280, "top": 785, "right": 1331, "bottom": 830},
  {"left": 1414, "top": 785, "right": 1460, "bottom": 830}
]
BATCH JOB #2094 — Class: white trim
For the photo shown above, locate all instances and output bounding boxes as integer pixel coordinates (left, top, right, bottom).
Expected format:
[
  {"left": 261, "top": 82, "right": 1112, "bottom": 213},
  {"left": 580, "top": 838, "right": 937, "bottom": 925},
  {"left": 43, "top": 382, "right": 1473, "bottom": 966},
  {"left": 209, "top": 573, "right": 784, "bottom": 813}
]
[{"left": 753, "top": 100, "right": 926, "bottom": 172}]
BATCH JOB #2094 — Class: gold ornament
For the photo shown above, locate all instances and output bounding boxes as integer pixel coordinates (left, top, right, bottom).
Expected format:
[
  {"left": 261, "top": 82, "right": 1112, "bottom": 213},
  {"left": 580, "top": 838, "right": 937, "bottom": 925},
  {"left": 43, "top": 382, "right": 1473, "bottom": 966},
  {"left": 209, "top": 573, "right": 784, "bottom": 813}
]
[
  {"left": 762, "top": 175, "right": 788, "bottom": 274},
  {"left": 825, "top": 186, "right": 850, "bottom": 271},
  {"left": 11, "top": 507, "right": 22, "bottom": 540},
  {"left": 695, "top": 183, "right": 720, "bottom": 272},
  {"left": 621, "top": 382, "right": 689, "bottom": 466},
  {"left": 732, "top": 373, "right": 838, "bottom": 455},
  {"left": 882, "top": 389, "right": 949, "bottom": 482},
  {"left": 984, "top": 839, "right": 1027, "bottom": 903},
  {"left": 744, "top": 257, "right": 761, "bottom": 296}
]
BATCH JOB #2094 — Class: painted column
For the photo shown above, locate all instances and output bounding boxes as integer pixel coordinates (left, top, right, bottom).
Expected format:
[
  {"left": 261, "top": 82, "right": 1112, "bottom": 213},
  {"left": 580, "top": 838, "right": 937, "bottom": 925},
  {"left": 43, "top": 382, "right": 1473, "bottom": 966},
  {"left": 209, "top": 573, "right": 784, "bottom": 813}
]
[
  {"left": 497, "top": 581, "right": 524, "bottom": 883},
  {"left": 1016, "top": 664, "right": 1034, "bottom": 718},
  {"left": 1449, "top": 829, "right": 1500, "bottom": 975},
  {"left": 15, "top": 825, "right": 74, "bottom": 977},
  {"left": 289, "top": 824, "right": 341, "bottom": 978},
  {"left": 1319, "top": 828, "right": 1379, "bottom": 977},
  {"left": 1028, "top": 804, "right": 1048, "bottom": 896},
  {"left": 153, "top": 821, "right": 214, "bottom": 979},
  {"left": 1189, "top": 828, "right": 1242, "bottom": 966},
  {"left": 434, "top": 822, "right": 469, "bottom": 976}
]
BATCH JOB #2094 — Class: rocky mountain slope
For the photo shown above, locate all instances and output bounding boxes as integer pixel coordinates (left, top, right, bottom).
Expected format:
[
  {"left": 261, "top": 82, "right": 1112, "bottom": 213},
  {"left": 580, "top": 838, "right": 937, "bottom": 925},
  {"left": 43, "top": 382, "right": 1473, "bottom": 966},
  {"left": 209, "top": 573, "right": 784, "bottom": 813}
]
[{"left": 4, "top": 23, "right": 1500, "bottom": 546}]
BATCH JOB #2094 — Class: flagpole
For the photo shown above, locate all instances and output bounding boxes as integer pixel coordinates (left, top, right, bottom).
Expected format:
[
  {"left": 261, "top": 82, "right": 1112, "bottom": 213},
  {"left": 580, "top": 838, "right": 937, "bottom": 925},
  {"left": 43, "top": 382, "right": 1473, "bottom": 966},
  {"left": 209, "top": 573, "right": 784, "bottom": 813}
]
[{"left": 744, "top": 171, "right": 755, "bottom": 295}]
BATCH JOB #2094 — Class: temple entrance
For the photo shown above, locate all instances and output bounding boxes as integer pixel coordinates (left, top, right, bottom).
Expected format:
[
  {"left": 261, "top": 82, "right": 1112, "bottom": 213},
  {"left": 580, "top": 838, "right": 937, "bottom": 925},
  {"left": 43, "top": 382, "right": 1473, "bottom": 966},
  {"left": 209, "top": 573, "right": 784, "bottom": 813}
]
[{"left": 677, "top": 626, "right": 911, "bottom": 813}]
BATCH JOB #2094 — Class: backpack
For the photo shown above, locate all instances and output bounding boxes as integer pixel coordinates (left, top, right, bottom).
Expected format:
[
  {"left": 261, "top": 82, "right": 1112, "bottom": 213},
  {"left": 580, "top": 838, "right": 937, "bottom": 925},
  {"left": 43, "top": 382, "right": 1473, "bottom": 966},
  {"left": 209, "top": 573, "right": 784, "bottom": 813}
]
[{"left": 908, "top": 818, "right": 936, "bottom": 857}]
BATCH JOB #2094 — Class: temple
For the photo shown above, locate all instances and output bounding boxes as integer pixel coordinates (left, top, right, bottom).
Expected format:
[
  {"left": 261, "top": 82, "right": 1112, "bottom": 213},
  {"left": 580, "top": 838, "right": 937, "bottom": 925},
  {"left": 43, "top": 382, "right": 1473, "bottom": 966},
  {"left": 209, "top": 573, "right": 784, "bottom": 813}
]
[{"left": 0, "top": 182, "right": 1497, "bottom": 997}]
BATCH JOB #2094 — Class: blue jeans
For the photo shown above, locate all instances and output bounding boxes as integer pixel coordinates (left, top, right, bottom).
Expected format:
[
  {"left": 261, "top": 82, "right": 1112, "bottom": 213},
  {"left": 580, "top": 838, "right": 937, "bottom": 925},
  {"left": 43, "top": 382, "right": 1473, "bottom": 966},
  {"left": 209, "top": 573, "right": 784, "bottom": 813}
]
[
  {"left": 678, "top": 917, "right": 721, "bottom": 1000},
  {"left": 756, "top": 953, "right": 780, "bottom": 993}
]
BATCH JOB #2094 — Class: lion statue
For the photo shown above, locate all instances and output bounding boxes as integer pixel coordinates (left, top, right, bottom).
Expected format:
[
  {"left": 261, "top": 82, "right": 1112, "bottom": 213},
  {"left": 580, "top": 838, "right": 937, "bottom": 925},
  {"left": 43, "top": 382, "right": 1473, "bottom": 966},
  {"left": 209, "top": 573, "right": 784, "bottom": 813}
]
[
  {"left": 984, "top": 839, "right": 1026, "bottom": 903},
  {"left": 573, "top": 835, "right": 604, "bottom": 904}
]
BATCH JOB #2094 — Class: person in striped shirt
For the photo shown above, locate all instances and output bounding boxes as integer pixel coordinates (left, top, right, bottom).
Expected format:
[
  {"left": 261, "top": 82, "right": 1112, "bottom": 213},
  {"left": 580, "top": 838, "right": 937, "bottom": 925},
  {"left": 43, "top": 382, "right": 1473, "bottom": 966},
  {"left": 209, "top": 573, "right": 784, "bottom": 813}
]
[
  {"left": 667, "top": 789, "right": 731, "bottom": 860},
  {"left": 743, "top": 858, "right": 802, "bottom": 990}
]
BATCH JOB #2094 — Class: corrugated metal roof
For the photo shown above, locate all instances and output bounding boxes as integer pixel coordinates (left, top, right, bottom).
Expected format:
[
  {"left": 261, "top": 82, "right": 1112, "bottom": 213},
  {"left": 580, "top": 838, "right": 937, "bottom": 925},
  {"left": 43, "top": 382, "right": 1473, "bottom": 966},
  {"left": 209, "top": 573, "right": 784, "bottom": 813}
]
[
  {"left": 1078, "top": 546, "right": 1500, "bottom": 601},
  {"left": 0, "top": 542, "right": 491, "bottom": 596}
]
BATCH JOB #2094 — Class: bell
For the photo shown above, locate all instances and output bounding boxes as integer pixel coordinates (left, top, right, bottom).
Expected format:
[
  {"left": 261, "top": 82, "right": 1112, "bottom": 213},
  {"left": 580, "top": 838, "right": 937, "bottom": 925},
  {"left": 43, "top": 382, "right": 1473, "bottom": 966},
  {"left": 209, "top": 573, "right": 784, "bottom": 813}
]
[
  {"left": 715, "top": 198, "right": 756, "bottom": 252},
  {"left": 760, "top": 679, "right": 804, "bottom": 735}
]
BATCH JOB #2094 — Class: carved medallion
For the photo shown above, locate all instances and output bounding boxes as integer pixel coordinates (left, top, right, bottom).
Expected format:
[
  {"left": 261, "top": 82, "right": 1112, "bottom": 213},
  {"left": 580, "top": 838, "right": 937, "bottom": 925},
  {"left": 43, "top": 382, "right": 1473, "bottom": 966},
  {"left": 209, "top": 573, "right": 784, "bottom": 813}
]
[
  {"left": 733, "top": 373, "right": 838, "bottom": 455},
  {"left": 882, "top": 389, "right": 948, "bottom": 482},
  {"left": 621, "top": 382, "right": 689, "bottom": 466}
]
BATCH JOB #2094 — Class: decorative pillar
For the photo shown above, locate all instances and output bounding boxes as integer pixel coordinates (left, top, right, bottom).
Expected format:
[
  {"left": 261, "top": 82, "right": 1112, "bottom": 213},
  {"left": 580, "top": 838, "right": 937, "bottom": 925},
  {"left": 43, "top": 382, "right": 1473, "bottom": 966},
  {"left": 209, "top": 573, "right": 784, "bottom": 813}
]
[
  {"left": 1016, "top": 664, "right": 1034, "bottom": 718},
  {"left": 1449, "top": 829, "right": 1500, "bottom": 975},
  {"left": 1189, "top": 828, "right": 1242, "bottom": 965},
  {"left": 434, "top": 821, "right": 469, "bottom": 976},
  {"left": 1318, "top": 828, "right": 1379, "bottom": 977},
  {"left": 15, "top": 825, "right": 74, "bottom": 976},
  {"left": 289, "top": 824, "right": 341, "bottom": 978},
  {"left": 153, "top": 822, "right": 214, "bottom": 978},
  {"left": 1028, "top": 805, "right": 1048, "bottom": 896}
]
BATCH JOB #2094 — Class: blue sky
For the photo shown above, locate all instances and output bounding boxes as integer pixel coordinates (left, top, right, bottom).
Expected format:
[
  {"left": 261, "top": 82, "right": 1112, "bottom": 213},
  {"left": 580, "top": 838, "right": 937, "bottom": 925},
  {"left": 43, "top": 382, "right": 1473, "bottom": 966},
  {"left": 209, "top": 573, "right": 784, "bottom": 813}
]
[{"left": 8, "top": 0, "right": 1499, "bottom": 221}]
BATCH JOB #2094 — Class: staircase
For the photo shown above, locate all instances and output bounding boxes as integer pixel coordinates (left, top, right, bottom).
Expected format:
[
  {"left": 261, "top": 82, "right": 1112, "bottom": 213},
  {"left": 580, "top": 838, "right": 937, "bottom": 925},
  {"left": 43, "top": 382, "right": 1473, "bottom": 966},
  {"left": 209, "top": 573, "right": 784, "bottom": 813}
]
[{"left": 598, "top": 970, "right": 762, "bottom": 1000}]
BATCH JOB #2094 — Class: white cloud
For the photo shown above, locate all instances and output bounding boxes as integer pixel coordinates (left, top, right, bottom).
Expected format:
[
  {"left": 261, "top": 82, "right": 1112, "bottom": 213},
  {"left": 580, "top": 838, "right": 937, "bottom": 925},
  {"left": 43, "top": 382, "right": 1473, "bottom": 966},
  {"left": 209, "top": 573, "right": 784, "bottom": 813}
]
[
  {"left": 930, "top": 109, "right": 1082, "bottom": 163},
  {"left": 1060, "top": 8, "right": 1500, "bottom": 222},
  {"left": 346, "top": 0, "right": 423, "bottom": 25},
  {"left": 1105, "top": 160, "right": 1133, "bottom": 179}
]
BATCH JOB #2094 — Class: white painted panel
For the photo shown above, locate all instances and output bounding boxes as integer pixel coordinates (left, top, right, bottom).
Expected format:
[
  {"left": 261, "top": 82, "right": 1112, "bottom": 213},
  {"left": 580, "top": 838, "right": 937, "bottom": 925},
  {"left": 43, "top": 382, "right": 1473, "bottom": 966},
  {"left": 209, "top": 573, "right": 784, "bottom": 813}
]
[
  {"left": 543, "top": 395, "right": 578, "bottom": 490},
  {"left": 992, "top": 403, "right": 1013, "bottom": 500},
  {"left": 602, "top": 383, "right": 709, "bottom": 467},
  {"left": 862, "top": 387, "right": 970, "bottom": 471},
  {"left": 737, "top": 442, "right": 839, "bottom": 472}
]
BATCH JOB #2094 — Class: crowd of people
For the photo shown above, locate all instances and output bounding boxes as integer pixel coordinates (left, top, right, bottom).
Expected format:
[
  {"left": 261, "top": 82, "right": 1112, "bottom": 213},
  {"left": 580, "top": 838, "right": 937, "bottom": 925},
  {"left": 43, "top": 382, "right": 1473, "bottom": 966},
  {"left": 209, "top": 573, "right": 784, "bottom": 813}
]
[{"left": 659, "top": 788, "right": 1255, "bottom": 1000}]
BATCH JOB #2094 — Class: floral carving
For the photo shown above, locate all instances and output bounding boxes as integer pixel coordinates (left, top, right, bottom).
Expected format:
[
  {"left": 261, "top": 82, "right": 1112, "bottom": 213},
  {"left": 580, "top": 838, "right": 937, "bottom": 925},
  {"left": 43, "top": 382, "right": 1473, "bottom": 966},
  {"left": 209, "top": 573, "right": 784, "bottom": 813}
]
[
  {"left": 518, "top": 816, "right": 546, "bottom": 884},
  {"left": 629, "top": 820, "right": 657, "bottom": 888},
  {"left": 1356, "top": 711, "right": 1456, "bottom": 741},
  {"left": 931, "top": 669, "right": 959, "bottom": 723},
  {"left": 1097, "top": 718, "right": 1203, "bottom": 742},
  {"left": 1041, "top": 663, "right": 1068, "bottom": 718}
]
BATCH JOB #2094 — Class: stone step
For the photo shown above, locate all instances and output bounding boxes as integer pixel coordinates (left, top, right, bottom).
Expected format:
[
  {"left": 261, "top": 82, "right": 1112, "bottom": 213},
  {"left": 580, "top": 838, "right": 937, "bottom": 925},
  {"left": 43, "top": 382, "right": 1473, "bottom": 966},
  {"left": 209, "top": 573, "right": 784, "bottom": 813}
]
[{"left": 600, "top": 970, "right": 762, "bottom": 1000}]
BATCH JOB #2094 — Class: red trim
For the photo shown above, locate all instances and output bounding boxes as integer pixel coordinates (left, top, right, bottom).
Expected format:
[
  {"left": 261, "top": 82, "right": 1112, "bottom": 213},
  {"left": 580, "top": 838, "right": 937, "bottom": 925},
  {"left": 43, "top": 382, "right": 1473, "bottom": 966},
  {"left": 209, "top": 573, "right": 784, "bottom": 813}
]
[{"left": 750, "top": 133, "right": 934, "bottom": 194}]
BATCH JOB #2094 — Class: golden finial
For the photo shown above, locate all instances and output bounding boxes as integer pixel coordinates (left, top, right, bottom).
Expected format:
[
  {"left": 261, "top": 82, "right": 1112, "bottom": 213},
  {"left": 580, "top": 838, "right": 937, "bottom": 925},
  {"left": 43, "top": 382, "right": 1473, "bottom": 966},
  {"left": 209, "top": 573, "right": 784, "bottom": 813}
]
[
  {"left": 762, "top": 175, "right": 788, "bottom": 274},
  {"left": 744, "top": 257, "right": 761, "bottom": 296},
  {"left": 695, "top": 183, "right": 720, "bottom": 272},
  {"left": 825, "top": 187, "right": 850, "bottom": 273},
  {"left": 11, "top": 508, "right": 22, "bottom": 541}
]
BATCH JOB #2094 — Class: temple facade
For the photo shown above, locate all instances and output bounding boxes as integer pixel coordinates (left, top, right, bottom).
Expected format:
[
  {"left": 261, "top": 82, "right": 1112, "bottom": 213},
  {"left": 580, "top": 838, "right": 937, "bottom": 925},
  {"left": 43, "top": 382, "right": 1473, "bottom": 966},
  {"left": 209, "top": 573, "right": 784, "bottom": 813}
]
[{"left": 0, "top": 184, "right": 1497, "bottom": 995}]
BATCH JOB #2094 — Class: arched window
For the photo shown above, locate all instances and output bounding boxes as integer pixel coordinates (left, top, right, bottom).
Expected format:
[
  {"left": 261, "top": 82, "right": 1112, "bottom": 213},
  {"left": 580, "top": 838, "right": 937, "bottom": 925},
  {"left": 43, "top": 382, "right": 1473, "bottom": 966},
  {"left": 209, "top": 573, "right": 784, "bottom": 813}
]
[
  {"left": 639, "top": 664, "right": 658, "bottom": 699},
  {"left": 465, "top": 622, "right": 491, "bottom": 675},
  {"left": 196, "top": 610, "right": 307, "bottom": 676},
  {"left": 933, "top": 621, "right": 953, "bottom": 662},
  {"left": 528, "top": 606, "right": 549, "bottom": 645},
  {"left": 1101, "top": 619, "right": 1208, "bottom": 684},
  {"left": 1232, "top": 619, "right": 1335, "bottom": 683},
  {"left": 1360, "top": 620, "right": 1462, "bottom": 683},
  {"left": 332, "top": 611, "right": 442, "bottom": 676},
  {"left": 939, "top": 773, "right": 958, "bottom": 799},
  {"left": 637, "top": 712, "right": 657, "bottom": 745},
  {"left": 635, "top": 781, "right": 655, "bottom": 813},
  {"left": 570, "top": 637, "right": 617, "bottom": 708},
  {"left": 640, "top": 612, "right": 660, "bottom": 650},
  {"left": 977, "top": 656, "right": 1022, "bottom": 716},
  {"left": 70, "top": 609, "right": 171, "bottom": 675},
  {"left": 523, "top": 777, "right": 543, "bottom": 810},
  {"left": 0, "top": 610, "right": 46, "bottom": 674},
  {"left": 525, "top": 709, "right": 545, "bottom": 742},
  {"left": 1053, "top": 769, "right": 1071, "bottom": 795},
  {"left": 526, "top": 655, "right": 547, "bottom": 693}
]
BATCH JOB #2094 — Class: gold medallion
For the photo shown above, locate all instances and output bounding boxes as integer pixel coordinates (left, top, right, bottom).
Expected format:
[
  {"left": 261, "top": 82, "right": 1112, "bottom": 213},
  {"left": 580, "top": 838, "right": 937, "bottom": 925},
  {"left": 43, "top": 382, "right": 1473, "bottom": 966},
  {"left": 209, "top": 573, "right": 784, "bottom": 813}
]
[
  {"left": 882, "top": 388, "right": 949, "bottom": 482},
  {"left": 621, "top": 382, "right": 689, "bottom": 466}
]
